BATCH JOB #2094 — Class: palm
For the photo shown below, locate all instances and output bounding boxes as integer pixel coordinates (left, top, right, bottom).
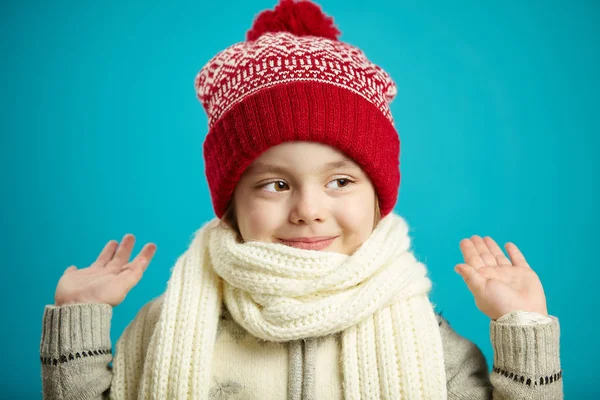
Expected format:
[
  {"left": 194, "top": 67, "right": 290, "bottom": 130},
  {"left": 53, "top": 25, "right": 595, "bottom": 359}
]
[
  {"left": 56, "top": 266, "right": 134, "bottom": 307},
  {"left": 54, "top": 234, "right": 156, "bottom": 307},
  {"left": 455, "top": 235, "right": 547, "bottom": 320}
]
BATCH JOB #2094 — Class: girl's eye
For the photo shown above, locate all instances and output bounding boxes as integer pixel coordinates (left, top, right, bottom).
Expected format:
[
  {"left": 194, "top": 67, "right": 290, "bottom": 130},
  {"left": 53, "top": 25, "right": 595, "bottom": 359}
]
[
  {"left": 262, "top": 180, "right": 289, "bottom": 192},
  {"left": 326, "top": 178, "right": 354, "bottom": 189}
]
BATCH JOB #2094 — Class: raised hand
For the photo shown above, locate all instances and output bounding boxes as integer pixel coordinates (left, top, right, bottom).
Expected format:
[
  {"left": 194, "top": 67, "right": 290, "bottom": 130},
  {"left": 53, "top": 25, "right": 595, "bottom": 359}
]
[
  {"left": 454, "top": 235, "right": 548, "bottom": 321},
  {"left": 54, "top": 234, "right": 157, "bottom": 307}
]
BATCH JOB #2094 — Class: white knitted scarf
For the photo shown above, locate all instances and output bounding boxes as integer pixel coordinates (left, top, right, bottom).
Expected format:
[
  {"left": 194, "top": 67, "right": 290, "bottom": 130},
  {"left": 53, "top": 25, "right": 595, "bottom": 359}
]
[{"left": 133, "top": 213, "right": 447, "bottom": 399}]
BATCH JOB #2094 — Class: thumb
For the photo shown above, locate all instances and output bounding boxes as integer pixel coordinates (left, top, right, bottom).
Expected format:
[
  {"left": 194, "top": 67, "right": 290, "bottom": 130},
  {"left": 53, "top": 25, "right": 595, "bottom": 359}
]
[
  {"left": 455, "top": 264, "right": 487, "bottom": 296},
  {"left": 64, "top": 265, "right": 78, "bottom": 275}
]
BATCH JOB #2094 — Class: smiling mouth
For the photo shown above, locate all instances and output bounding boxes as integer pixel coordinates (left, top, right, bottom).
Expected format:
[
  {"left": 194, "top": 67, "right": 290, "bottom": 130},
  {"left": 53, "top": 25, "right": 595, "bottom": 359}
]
[{"left": 277, "top": 237, "right": 338, "bottom": 250}]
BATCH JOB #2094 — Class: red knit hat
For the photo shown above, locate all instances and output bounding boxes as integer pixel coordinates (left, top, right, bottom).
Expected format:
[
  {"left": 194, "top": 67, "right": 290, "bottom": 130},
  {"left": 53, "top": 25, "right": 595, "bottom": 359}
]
[{"left": 195, "top": 0, "right": 400, "bottom": 219}]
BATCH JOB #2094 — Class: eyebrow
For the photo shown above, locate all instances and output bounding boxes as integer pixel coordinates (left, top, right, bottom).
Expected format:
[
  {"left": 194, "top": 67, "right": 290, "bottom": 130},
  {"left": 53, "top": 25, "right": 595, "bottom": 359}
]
[{"left": 245, "top": 159, "right": 357, "bottom": 176}]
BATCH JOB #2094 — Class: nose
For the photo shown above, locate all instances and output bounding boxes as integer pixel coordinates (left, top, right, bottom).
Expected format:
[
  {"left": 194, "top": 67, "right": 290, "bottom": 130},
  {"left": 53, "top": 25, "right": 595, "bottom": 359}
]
[{"left": 289, "top": 187, "right": 326, "bottom": 224}]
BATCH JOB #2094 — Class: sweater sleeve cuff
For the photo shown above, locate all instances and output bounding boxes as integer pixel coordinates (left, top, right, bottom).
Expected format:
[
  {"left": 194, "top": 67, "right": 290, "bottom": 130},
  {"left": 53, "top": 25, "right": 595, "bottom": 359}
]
[
  {"left": 496, "top": 311, "right": 554, "bottom": 325},
  {"left": 40, "top": 303, "right": 112, "bottom": 359},
  {"left": 490, "top": 315, "right": 561, "bottom": 380}
]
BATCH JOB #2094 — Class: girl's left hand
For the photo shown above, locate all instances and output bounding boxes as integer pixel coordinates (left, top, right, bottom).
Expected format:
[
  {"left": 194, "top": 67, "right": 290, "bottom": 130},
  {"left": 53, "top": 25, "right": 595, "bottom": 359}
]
[{"left": 454, "top": 235, "right": 548, "bottom": 321}]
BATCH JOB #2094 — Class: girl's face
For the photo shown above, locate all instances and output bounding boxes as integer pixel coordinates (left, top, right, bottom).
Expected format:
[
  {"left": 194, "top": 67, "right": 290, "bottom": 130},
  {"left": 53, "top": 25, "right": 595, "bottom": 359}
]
[{"left": 232, "top": 142, "right": 377, "bottom": 255}]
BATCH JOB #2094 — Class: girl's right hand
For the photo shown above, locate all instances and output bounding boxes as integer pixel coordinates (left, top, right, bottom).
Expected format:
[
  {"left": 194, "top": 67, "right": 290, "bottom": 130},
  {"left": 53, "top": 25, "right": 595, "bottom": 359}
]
[{"left": 54, "top": 234, "right": 157, "bottom": 307}]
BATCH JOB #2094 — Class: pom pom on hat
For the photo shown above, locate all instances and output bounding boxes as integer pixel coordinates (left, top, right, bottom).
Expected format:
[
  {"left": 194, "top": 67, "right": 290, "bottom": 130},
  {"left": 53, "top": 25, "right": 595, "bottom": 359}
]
[{"left": 246, "top": 0, "right": 341, "bottom": 41}]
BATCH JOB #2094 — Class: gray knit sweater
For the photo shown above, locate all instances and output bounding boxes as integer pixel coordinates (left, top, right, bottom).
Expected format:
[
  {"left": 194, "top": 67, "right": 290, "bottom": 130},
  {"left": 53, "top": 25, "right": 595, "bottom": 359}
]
[{"left": 39, "top": 298, "right": 563, "bottom": 399}]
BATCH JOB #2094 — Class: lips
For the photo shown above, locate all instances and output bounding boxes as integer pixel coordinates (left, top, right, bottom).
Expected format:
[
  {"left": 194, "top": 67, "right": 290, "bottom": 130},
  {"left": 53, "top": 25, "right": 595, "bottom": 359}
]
[{"left": 277, "top": 236, "right": 338, "bottom": 250}]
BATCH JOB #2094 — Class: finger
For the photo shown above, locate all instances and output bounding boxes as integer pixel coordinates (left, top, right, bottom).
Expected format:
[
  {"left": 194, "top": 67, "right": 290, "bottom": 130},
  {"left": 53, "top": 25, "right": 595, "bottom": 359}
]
[
  {"left": 117, "top": 252, "right": 153, "bottom": 292},
  {"left": 108, "top": 234, "right": 136, "bottom": 268},
  {"left": 455, "top": 263, "right": 487, "bottom": 296},
  {"left": 94, "top": 240, "right": 119, "bottom": 268},
  {"left": 505, "top": 242, "right": 530, "bottom": 268},
  {"left": 483, "top": 236, "right": 512, "bottom": 266},
  {"left": 471, "top": 235, "right": 497, "bottom": 266},
  {"left": 122, "top": 243, "right": 157, "bottom": 274},
  {"left": 459, "top": 239, "right": 486, "bottom": 269}
]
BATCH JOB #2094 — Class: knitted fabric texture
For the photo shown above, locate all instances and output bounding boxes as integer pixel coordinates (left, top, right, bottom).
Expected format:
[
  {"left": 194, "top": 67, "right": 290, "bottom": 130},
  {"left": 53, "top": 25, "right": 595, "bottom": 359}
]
[
  {"left": 129, "top": 213, "right": 447, "bottom": 399},
  {"left": 195, "top": 0, "right": 401, "bottom": 219}
]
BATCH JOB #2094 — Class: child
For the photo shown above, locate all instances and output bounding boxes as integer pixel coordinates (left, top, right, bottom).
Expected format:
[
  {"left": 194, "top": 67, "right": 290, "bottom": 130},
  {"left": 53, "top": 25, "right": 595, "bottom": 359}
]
[{"left": 40, "top": 1, "right": 562, "bottom": 399}]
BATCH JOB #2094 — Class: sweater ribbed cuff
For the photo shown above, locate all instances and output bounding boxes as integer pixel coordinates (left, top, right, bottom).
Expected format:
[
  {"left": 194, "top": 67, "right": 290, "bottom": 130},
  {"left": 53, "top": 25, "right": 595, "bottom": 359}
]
[
  {"left": 490, "top": 316, "right": 561, "bottom": 379},
  {"left": 40, "top": 303, "right": 112, "bottom": 360}
]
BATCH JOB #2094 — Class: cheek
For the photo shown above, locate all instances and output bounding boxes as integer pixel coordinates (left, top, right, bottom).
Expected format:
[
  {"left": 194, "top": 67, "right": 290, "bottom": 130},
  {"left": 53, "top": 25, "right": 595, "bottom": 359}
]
[
  {"left": 333, "top": 193, "right": 375, "bottom": 236},
  {"left": 237, "top": 199, "right": 282, "bottom": 240}
]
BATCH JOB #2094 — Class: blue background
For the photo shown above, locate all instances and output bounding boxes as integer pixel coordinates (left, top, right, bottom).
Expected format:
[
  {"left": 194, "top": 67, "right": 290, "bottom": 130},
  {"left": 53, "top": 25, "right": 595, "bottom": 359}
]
[{"left": 1, "top": 0, "right": 598, "bottom": 398}]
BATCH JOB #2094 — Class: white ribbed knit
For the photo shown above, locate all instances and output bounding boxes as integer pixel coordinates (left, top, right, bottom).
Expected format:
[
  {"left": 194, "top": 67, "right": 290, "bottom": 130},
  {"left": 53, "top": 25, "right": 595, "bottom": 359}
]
[{"left": 129, "top": 213, "right": 447, "bottom": 399}]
